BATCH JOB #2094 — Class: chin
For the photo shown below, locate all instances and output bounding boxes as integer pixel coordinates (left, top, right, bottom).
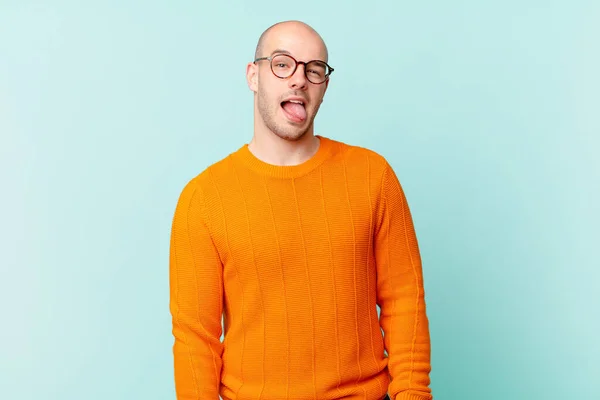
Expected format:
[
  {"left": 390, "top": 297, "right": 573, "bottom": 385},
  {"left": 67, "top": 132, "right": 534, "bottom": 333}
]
[
  {"left": 270, "top": 122, "right": 312, "bottom": 142},
  {"left": 273, "top": 128, "right": 310, "bottom": 142}
]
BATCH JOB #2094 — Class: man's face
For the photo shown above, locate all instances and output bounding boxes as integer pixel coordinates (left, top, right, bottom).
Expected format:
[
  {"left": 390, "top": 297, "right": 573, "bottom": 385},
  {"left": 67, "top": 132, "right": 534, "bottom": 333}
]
[{"left": 248, "top": 26, "right": 330, "bottom": 142}]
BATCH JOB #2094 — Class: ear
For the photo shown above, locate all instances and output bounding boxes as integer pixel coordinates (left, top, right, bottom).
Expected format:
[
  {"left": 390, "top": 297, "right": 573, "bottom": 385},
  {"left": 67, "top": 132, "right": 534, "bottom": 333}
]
[{"left": 246, "top": 62, "right": 258, "bottom": 92}]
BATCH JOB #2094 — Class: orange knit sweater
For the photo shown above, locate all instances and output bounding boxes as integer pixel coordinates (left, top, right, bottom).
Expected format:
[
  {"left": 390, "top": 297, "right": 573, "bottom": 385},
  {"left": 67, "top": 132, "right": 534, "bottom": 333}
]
[{"left": 169, "top": 135, "right": 433, "bottom": 400}]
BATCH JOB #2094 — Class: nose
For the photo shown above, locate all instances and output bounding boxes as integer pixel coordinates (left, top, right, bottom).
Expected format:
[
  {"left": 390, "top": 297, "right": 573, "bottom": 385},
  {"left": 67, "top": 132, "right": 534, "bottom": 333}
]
[{"left": 288, "top": 63, "right": 308, "bottom": 90}]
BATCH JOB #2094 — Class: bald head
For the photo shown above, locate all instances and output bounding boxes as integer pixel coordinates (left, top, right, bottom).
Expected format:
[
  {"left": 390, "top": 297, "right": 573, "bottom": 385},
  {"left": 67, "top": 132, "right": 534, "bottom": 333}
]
[{"left": 254, "top": 20, "right": 329, "bottom": 62}]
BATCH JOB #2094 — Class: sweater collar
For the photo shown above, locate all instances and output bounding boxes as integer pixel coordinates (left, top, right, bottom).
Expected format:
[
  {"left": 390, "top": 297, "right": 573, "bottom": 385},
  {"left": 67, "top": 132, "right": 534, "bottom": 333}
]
[{"left": 231, "top": 135, "right": 336, "bottom": 179}]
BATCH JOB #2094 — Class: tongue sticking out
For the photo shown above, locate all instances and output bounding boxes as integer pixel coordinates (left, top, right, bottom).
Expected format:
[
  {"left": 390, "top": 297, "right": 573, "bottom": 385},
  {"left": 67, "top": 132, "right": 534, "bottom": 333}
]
[{"left": 282, "top": 101, "right": 307, "bottom": 122}]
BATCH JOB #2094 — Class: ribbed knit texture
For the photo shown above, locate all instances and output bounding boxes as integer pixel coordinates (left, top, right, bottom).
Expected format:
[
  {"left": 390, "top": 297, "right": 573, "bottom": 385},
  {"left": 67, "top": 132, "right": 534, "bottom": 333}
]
[{"left": 169, "top": 135, "right": 433, "bottom": 400}]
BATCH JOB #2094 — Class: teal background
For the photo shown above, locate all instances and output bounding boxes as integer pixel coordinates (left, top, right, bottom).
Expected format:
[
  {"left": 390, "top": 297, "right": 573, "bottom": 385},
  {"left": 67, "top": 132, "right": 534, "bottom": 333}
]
[{"left": 1, "top": 1, "right": 598, "bottom": 399}]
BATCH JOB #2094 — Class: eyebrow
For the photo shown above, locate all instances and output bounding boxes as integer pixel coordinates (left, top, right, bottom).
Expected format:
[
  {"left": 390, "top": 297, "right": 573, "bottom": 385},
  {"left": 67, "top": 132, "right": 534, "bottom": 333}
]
[{"left": 270, "top": 48, "right": 291, "bottom": 56}]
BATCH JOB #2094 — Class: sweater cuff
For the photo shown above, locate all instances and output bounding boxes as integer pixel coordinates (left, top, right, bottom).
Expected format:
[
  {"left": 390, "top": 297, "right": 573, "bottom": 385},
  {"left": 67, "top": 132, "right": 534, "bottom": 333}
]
[{"left": 394, "top": 392, "right": 433, "bottom": 400}]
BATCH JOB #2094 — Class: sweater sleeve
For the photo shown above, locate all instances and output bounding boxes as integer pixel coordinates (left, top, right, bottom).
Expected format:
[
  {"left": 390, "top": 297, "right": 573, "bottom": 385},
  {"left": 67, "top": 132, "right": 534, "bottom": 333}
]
[
  {"left": 374, "top": 162, "right": 433, "bottom": 400},
  {"left": 169, "top": 178, "right": 223, "bottom": 399}
]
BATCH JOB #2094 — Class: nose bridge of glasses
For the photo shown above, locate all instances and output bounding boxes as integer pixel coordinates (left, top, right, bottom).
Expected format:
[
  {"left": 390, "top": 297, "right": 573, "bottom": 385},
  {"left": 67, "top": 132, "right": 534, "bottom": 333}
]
[
  {"left": 288, "top": 61, "right": 308, "bottom": 84},
  {"left": 296, "top": 61, "right": 309, "bottom": 76}
]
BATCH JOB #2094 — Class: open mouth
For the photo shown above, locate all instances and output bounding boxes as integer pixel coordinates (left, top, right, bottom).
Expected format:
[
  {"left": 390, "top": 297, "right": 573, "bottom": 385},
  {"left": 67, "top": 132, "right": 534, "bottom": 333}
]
[{"left": 281, "top": 99, "right": 307, "bottom": 123}]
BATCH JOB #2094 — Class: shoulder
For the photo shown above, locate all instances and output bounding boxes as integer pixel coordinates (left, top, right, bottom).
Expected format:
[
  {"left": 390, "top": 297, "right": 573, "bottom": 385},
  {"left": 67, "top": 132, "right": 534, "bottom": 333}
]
[
  {"left": 325, "top": 136, "right": 393, "bottom": 176},
  {"left": 174, "top": 145, "right": 244, "bottom": 203},
  {"left": 324, "top": 137, "right": 409, "bottom": 203}
]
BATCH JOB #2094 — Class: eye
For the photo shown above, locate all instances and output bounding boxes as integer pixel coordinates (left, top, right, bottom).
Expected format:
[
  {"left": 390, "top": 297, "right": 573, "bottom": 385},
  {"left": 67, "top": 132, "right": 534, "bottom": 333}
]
[{"left": 306, "top": 62, "right": 326, "bottom": 77}]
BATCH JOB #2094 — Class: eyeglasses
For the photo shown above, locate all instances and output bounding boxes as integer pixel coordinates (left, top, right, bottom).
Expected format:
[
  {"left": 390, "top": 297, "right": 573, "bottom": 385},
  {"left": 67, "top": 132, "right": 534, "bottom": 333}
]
[{"left": 254, "top": 53, "right": 334, "bottom": 84}]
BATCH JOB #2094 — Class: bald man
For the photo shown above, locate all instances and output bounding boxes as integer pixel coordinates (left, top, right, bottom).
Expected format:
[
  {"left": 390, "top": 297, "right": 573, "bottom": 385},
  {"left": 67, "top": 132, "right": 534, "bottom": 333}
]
[{"left": 169, "top": 20, "right": 434, "bottom": 400}]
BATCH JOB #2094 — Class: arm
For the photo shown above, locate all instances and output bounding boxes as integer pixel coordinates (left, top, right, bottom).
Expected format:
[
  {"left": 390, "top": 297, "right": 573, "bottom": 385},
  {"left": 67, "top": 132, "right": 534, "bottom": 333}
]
[
  {"left": 375, "top": 162, "right": 433, "bottom": 400},
  {"left": 169, "top": 178, "right": 223, "bottom": 399}
]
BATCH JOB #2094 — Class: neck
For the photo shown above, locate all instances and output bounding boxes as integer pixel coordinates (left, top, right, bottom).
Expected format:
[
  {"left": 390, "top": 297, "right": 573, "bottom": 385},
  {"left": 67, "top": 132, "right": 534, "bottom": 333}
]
[{"left": 249, "top": 123, "right": 320, "bottom": 167}]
